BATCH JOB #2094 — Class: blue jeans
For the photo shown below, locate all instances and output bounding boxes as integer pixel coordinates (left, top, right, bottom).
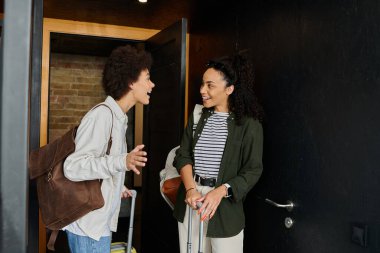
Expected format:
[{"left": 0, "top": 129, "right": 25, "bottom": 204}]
[{"left": 66, "top": 231, "right": 111, "bottom": 253}]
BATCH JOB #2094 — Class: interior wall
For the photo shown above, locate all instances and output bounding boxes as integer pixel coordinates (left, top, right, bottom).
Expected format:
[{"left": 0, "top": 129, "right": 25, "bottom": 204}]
[
  {"left": 48, "top": 53, "right": 106, "bottom": 142},
  {"left": 187, "top": 0, "right": 237, "bottom": 111}
]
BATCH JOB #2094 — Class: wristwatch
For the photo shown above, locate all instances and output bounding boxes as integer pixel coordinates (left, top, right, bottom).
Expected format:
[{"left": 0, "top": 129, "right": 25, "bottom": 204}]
[{"left": 223, "top": 183, "right": 232, "bottom": 198}]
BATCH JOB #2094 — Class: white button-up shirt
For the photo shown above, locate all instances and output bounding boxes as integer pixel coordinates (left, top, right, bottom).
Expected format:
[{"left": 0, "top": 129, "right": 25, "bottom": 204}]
[{"left": 63, "top": 96, "right": 129, "bottom": 240}]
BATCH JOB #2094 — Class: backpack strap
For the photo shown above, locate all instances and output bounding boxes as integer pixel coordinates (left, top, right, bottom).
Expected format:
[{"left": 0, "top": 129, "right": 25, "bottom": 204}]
[
  {"left": 47, "top": 230, "right": 59, "bottom": 251},
  {"left": 193, "top": 104, "right": 203, "bottom": 125},
  {"left": 91, "top": 103, "right": 114, "bottom": 155},
  {"left": 192, "top": 104, "right": 203, "bottom": 137}
]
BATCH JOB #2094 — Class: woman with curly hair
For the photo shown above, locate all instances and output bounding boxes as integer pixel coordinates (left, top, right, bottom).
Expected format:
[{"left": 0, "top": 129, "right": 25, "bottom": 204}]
[
  {"left": 63, "top": 45, "right": 154, "bottom": 253},
  {"left": 173, "top": 54, "right": 263, "bottom": 253}
]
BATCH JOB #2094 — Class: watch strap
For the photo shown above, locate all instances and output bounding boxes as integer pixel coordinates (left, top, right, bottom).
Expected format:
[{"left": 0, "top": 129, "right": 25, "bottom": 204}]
[{"left": 223, "top": 183, "right": 232, "bottom": 198}]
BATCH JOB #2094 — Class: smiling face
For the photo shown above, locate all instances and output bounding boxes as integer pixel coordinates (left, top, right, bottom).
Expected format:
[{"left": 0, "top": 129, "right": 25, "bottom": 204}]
[
  {"left": 130, "top": 68, "right": 155, "bottom": 105},
  {"left": 200, "top": 68, "right": 234, "bottom": 112}
]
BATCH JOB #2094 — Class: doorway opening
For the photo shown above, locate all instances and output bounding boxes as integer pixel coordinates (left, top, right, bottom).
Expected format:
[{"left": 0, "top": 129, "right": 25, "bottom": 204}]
[{"left": 38, "top": 19, "right": 159, "bottom": 253}]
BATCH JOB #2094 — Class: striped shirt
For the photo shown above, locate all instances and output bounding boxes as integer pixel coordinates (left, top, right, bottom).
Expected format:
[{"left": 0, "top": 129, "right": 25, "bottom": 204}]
[{"left": 194, "top": 111, "right": 229, "bottom": 178}]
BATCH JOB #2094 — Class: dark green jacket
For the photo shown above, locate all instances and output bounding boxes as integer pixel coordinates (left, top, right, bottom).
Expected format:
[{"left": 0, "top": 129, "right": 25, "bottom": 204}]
[{"left": 173, "top": 108, "right": 263, "bottom": 237}]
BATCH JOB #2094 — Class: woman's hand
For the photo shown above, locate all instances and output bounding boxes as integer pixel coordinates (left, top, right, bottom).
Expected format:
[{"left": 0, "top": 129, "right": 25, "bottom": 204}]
[
  {"left": 126, "top": 144, "right": 147, "bottom": 174},
  {"left": 185, "top": 188, "right": 202, "bottom": 210},
  {"left": 121, "top": 185, "right": 132, "bottom": 199},
  {"left": 197, "top": 186, "right": 227, "bottom": 221}
]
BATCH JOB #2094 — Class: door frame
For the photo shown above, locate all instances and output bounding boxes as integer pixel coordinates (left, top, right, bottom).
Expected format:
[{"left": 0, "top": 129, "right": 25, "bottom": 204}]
[
  {"left": 39, "top": 18, "right": 159, "bottom": 253},
  {"left": 40, "top": 17, "right": 159, "bottom": 146}
]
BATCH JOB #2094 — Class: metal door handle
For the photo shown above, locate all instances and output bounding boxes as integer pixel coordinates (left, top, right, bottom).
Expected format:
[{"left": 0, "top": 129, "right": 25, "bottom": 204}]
[{"left": 265, "top": 198, "right": 294, "bottom": 212}]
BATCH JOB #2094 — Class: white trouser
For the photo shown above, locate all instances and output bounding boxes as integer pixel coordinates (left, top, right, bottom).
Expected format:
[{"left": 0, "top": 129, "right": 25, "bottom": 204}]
[{"left": 178, "top": 183, "right": 244, "bottom": 253}]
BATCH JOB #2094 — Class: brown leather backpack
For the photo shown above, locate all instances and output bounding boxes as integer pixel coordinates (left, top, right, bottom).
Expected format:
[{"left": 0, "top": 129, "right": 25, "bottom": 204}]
[{"left": 28, "top": 104, "right": 113, "bottom": 250}]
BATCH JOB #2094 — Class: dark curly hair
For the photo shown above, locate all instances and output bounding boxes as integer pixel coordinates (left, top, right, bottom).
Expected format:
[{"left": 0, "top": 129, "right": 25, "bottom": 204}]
[
  {"left": 206, "top": 54, "right": 264, "bottom": 124},
  {"left": 102, "top": 45, "right": 153, "bottom": 100}
]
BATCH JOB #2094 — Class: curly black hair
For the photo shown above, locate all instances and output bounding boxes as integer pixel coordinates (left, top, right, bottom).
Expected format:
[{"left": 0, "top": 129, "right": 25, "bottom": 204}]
[
  {"left": 102, "top": 45, "right": 153, "bottom": 100},
  {"left": 206, "top": 54, "right": 264, "bottom": 124}
]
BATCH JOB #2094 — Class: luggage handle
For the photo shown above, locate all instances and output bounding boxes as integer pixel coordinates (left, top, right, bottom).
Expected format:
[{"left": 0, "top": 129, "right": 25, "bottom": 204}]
[
  {"left": 187, "top": 202, "right": 204, "bottom": 253},
  {"left": 127, "top": 190, "right": 137, "bottom": 253}
]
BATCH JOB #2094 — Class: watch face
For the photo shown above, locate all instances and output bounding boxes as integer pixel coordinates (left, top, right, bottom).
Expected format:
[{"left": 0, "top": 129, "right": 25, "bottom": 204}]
[{"left": 227, "top": 186, "right": 232, "bottom": 197}]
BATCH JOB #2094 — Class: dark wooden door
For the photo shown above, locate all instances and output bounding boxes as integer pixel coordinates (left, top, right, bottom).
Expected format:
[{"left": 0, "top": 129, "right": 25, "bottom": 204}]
[
  {"left": 240, "top": 2, "right": 380, "bottom": 251},
  {"left": 246, "top": 80, "right": 380, "bottom": 252},
  {"left": 141, "top": 18, "right": 187, "bottom": 253}
]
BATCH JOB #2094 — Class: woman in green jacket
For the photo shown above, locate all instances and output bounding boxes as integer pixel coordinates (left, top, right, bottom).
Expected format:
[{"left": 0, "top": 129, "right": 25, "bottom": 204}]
[{"left": 173, "top": 54, "right": 264, "bottom": 253}]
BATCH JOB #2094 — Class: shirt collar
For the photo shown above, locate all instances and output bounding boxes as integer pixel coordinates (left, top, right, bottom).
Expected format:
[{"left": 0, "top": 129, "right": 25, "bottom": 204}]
[{"left": 105, "top": 96, "right": 128, "bottom": 124}]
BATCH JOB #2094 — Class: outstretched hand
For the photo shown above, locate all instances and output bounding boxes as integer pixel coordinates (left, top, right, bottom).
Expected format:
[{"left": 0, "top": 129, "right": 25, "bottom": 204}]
[{"left": 126, "top": 144, "right": 147, "bottom": 175}]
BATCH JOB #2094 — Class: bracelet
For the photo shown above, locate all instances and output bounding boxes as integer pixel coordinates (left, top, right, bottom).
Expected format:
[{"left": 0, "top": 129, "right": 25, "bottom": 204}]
[{"left": 186, "top": 187, "right": 195, "bottom": 193}]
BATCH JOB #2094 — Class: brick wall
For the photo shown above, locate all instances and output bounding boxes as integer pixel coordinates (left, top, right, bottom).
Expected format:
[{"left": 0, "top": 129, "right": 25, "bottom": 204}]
[{"left": 48, "top": 53, "right": 107, "bottom": 142}]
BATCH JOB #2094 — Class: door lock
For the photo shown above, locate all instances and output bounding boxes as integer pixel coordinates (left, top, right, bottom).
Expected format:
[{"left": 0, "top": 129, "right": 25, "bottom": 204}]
[{"left": 284, "top": 217, "right": 294, "bottom": 228}]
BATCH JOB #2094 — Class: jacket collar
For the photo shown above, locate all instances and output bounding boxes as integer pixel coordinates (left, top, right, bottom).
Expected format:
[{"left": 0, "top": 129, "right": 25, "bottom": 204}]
[{"left": 202, "top": 107, "right": 236, "bottom": 121}]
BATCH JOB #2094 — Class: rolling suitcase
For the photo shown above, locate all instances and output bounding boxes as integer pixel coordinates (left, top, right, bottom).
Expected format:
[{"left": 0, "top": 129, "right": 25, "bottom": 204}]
[
  {"left": 111, "top": 189, "right": 137, "bottom": 253},
  {"left": 187, "top": 203, "right": 205, "bottom": 253}
]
